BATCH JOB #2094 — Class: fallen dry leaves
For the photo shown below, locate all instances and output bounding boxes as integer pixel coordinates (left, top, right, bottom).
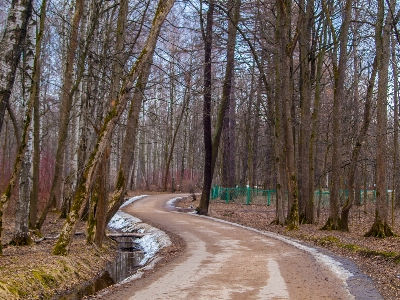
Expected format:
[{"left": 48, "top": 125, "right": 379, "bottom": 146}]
[{"left": 0, "top": 211, "right": 116, "bottom": 299}]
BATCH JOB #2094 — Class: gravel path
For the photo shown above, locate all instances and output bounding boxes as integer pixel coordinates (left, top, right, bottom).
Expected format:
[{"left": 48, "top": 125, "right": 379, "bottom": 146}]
[{"left": 105, "top": 194, "right": 382, "bottom": 300}]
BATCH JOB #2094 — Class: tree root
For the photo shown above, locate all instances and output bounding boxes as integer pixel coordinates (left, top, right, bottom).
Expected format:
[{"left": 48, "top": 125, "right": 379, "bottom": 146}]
[
  {"left": 320, "top": 217, "right": 341, "bottom": 231},
  {"left": 365, "top": 219, "right": 396, "bottom": 238}
]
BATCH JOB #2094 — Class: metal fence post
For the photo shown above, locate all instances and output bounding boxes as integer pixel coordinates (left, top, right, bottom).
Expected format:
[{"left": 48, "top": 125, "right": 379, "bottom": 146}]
[{"left": 246, "top": 186, "right": 250, "bottom": 205}]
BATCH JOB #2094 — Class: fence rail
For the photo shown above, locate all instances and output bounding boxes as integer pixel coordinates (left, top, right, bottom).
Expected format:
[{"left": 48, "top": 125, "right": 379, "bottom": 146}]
[{"left": 211, "top": 186, "right": 384, "bottom": 206}]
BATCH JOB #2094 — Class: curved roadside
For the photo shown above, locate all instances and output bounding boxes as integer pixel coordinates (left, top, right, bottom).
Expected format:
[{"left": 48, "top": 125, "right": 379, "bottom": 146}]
[{"left": 102, "top": 194, "right": 382, "bottom": 300}]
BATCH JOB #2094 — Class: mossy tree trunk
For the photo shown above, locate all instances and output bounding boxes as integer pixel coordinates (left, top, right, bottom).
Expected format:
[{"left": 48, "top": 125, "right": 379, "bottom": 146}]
[
  {"left": 365, "top": 0, "right": 395, "bottom": 238},
  {"left": 36, "top": 0, "right": 84, "bottom": 230},
  {"left": 53, "top": 0, "right": 176, "bottom": 256},
  {"left": 321, "top": 0, "right": 353, "bottom": 231},
  {"left": 197, "top": 0, "right": 215, "bottom": 215},
  {"left": 391, "top": 34, "right": 400, "bottom": 210},
  {"left": 12, "top": 13, "right": 37, "bottom": 246},
  {"left": 341, "top": 57, "right": 377, "bottom": 231},
  {"left": 106, "top": 62, "right": 153, "bottom": 224},
  {"left": 0, "top": 0, "right": 33, "bottom": 134},
  {"left": 29, "top": 0, "right": 47, "bottom": 229},
  {"left": 0, "top": 0, "right": 35, "bottom": 255},
  {"left": 276, "top": 0, "right": 299, "bottom": 230},
  {"left": 298, "top": 0, "right": 314, "bottom": 224},
  {"left": 198, "top": 0, "right": 240, "bottom": 215}
]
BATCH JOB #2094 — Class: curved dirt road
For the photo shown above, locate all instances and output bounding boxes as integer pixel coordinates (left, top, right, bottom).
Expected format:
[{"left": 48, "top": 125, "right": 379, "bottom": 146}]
[{"left": 105, "top": 194, "right": 382, "bottom": 300}]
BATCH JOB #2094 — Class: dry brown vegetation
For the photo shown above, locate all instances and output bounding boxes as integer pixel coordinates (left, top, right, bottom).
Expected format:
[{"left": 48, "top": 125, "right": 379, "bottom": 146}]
[{"left": 0, "top": 211, "right": 116, "bottom": 299}]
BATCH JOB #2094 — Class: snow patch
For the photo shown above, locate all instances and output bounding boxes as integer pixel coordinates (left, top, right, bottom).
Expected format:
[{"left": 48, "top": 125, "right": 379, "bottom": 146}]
[
  {"left": 165, "top": 197, "right": 183, "bottom": 209},
  {"left": 107, "top": 195, "right": 171, "bottom": 266},
  {"left": 120, "top": 195, "right": 148, "bottom": 208}
]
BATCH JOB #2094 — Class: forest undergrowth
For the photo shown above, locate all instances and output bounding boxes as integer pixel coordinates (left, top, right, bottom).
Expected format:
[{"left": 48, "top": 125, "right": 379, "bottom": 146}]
[{"left": 0, "top": 209, "right": 116, "bottom": 299}]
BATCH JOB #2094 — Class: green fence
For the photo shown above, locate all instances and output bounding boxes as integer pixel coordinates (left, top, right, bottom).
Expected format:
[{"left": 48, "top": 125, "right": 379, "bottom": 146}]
[
  {"left": 211, "top": 186, "right": 381, "bottom": 206},
  {"left": 211, "top": 186, "right": 276, "bottom": 205}
]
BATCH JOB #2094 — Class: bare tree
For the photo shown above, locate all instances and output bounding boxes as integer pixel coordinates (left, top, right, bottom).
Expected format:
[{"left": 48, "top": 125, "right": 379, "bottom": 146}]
[
  {"left": 0, "top": 0, "right": 33, "bottom": 134},
  {"left": 198, "top": 0, "right": 241, "bottom": 214},
  {"left": 365, "top": 0, "right": 396, "bottom": 238},
  {"left": 53, "top": 0, "right": 175, "bottom": 256},
  {"left": 321, "top": 0, "right": 353, "bottom": 230}
]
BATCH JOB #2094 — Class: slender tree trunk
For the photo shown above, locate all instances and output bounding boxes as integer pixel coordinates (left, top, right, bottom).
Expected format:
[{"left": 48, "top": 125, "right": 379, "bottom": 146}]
[
  {"left": 322, "top": 0, "right": 353, "bottom": 230},
  {"left": 106, "top": 61, "right": 153, "bottom": 224},
  {"left": 53, "top": 0, "right": 175, "bottom": 255},
  {"left": 13, "top": 13, "right": 37, "bottom": 245},
  {"left": 89, "top": 0, "right": 129, "bottom": 241},
  {"left": 341, "top": 57, "right": 377, "bottom": 231},
  {"left": 298, "top": 0, "right": 314, "bottom": 224},
  {"left": 271, "top": 49, "right": 285, "bottom": 225},
  {"left": 37, "top": 0, "right": 84, "bottom": 230},
  {"left": 0, "top": 0, "right": 33, "bottom": 134},
  {"left": 29, "top": 0, "right": 47, "bottom": 229},
  {"left": 198, "top": 0, "right": 240, "bottom": 214},
  {"left": 163, "top": 82, "right": 191, "bottom": 192},
  {"left": 365, "top": 0, "right": 395, "bottom": 238},
  {"left": 252, "top": 73, "right": 262, "bottom": 188},
  {"left": 277, "top": 0, "right": 299, "bottom": 230},
  {"left": 392, "top": 34, "right": 400, "bottom": 208},
  {"left": 309, "top": 19, "right": 326, "bottom": 227},
  {"left": 198, "top": 0, "right": 215, "bottom": 215}
]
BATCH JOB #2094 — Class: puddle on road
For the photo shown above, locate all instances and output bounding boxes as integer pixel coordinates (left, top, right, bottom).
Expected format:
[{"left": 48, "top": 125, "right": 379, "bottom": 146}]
[{"left": 56, "top": 237, "right": 144, "bottom": 300}]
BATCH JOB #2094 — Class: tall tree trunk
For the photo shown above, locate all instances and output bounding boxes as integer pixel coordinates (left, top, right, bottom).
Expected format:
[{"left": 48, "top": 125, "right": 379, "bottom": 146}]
[
  {"left": 309, "top": 18, "right": 326, "bottom": 227},
  {"left": 365, "top": 0, "right": 395, "bottom": 238},
  {"left": 106, "top": 61, "right": 153, "bottom": 225},
  {"left": 277, "top": 0, "right": 299, "bottom": 230},
  {"left": 341, "top": 57, "right": 377, "bottom": 231},
  {"left": 298, "top": 0, "right": 314, "bottom": 224},
  {"left": 322, "top": 0, "right": 353, "bottom": 230},
  {"left": 392, "top": 34, "right": 400, "bottom": 208},
  {"left": 13, "top": 13, "right": 37, "bottom": 245},
  {"left": 198, "top": 0, "right": 240, "bottom": 214},
  {"left": 271, "top": 48, "right": 285, "bottom": 225},
  {"left": 0, "top": 0, "right": 33, "bottom": 134},
  {"left": 53, "top": 0, "right": 175, "bottom": 256},
  {"left": 198, "top": 0, "right": 215, "bottom": 215},
  {"left": 163, "top": 80, "right": 191, "bottom": 192},
  {"left": 37, "top": 0, "right": 100, "bottom": 229},
  {"left": 37, "top": 0, "right": 84, "bottom": 229},
  {"left": 29, "top": 0, "right": 47, "bottom": 229},
  {"left": 89, "top": 0, "right": 129, "bottom": 242}
]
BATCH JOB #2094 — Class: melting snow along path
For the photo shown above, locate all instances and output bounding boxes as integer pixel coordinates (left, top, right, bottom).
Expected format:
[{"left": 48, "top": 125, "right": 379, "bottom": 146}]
[{"left": 106, "top": 194, "right": 382, "bottom": 300}]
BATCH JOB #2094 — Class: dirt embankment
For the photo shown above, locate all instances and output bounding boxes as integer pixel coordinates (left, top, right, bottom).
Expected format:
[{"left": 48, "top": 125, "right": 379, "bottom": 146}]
[{"left": 0, "top": 211, "right": 117, "bottom": 299}]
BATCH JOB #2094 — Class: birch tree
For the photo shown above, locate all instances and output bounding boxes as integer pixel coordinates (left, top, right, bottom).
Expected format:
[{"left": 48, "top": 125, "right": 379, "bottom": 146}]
[
  {"left": 12, "top": 12, "right": 37, "bottom": 245},
  {"left": 53, "top": 0, "right": 175, "bottom": 255},
  {"left": 0, "top": 0, "right": 33, "bottom": 134}
]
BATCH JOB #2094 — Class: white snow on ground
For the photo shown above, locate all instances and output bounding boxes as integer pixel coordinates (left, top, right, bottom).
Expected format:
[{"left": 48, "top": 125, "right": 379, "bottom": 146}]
[
  {"left": 190, "top": 213, "right": 355, "bottom": 299},
  {"left": 120, "top": 195, "right": 148, "bottom": 208},
  {"left": 107, "top": 195, "right": 171, "bottom": 266},
  {"left": 165, "top": 197, "right": 183, "bottom": 209}
]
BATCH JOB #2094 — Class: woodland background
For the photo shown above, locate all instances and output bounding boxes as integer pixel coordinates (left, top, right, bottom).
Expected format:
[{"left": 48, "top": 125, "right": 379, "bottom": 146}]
[{"left": 1, "top": 0, "right": 400, "bottom": 255}]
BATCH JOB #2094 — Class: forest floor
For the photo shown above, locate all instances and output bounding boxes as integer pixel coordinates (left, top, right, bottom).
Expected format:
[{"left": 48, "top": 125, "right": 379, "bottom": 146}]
[
  {"left": 0, "top": 210, "right": 117, "bottom": 299},
  {"left": 175, "top": 196, "right": 400, "bottom": 300}
]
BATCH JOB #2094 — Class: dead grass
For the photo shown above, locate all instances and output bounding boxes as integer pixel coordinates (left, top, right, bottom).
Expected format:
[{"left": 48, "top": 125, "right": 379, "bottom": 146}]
[{"left": 0, "top": 211, "right": 116, "bottom": 299}]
